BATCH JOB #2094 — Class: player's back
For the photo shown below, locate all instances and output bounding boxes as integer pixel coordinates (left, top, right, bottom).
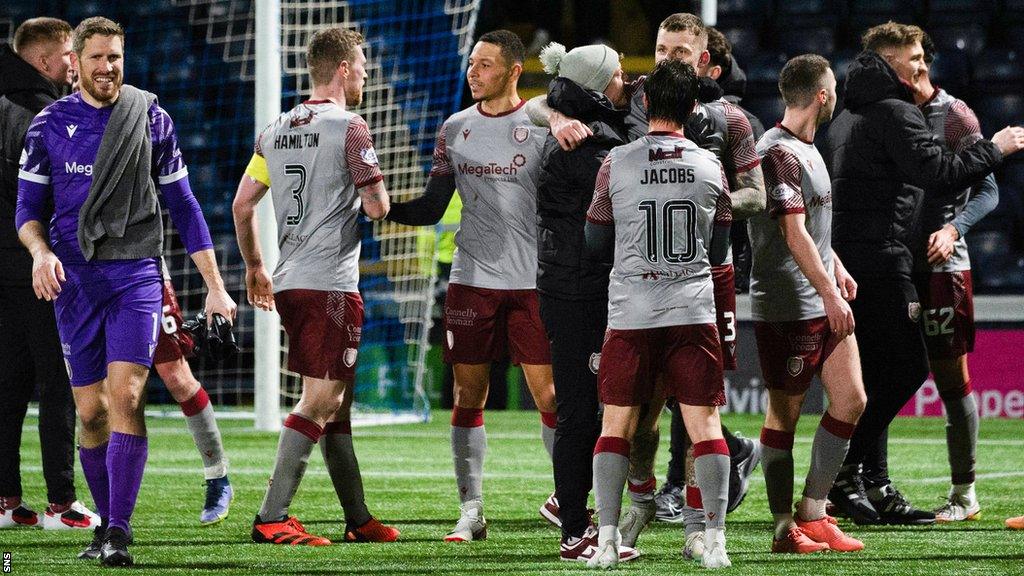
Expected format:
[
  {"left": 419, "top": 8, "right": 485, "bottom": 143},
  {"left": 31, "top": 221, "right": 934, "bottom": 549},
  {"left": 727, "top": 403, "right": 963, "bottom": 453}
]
[
  {"left": 597, "top": 132, "right": 725, "bottom": 330},
  {"left": 435, "top": 102, "right": 547, "bottom": 290},
  {"left": 258, "top": 101, "right": 370, "bottom": 292},
  {"left": 749, "top": 126, "right": 833, "bottom": 322}
]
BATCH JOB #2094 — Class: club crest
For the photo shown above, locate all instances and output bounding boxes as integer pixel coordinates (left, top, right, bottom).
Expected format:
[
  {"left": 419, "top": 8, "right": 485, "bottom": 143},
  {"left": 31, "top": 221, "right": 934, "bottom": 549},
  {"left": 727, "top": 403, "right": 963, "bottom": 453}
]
[
  {"left": 512, "top": 125, "right": 530, "bottom": 144},
  {"left": 343, "top": 348, "right": 358, "bottom": 367},
  {"left": 786, "top": 356, "right": 804, "bottom": 376},
  {"left": 588, "top": 353, "right": 601, "bottom": 374}
]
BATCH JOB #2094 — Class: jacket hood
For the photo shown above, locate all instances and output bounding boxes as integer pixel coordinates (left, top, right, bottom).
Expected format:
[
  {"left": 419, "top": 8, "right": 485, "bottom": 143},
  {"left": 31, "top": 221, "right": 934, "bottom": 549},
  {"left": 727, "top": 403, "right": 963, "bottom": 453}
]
[
  {"left": 0, "top": 44, "right": 63, "bottom": 110},
  {"left": 843, "top": 50, "right": 914, "bottom": 110},
  {"left": 719, "top": 60, "right": 747, "bottom": 103},
  {"left": 546, "top": 76, "right": 627, "bottom": 125}
]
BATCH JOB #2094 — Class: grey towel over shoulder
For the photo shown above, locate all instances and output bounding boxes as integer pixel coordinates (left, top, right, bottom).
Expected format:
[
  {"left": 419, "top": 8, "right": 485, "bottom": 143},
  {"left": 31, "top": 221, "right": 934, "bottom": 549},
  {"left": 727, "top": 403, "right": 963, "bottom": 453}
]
[{"left": 77, "top": 84, "right": 163, "bottom": 261}]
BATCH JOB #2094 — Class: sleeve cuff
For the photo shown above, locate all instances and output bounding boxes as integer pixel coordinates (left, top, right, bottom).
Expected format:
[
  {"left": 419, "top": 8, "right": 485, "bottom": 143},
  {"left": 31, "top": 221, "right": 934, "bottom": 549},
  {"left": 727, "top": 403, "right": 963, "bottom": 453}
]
[
  {"left": 735, "top": 158, "right": 761, "bottom": 174},
  {"left": 158, "top": 167, "right": 189, "bottom": 185},
  {"left": 355, "top": 174, "right": 384, "bottom": 189},
  {"left": 18, "top": 169, "right": 49, "bottom": 184}
]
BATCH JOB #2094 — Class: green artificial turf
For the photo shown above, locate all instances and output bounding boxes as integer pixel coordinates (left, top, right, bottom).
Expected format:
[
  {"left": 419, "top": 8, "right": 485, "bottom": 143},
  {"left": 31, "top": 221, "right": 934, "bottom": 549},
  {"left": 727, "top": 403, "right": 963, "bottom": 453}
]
[{"left": 3, "top": 411, "right": 1023, "bottom": 575}]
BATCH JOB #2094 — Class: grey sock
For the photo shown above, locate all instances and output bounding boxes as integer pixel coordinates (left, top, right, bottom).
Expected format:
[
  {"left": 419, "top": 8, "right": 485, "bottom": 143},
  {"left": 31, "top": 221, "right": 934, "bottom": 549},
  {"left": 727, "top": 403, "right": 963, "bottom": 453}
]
[
  {"left": 761, "top": 442, "right": 795, "bottom": 515},
  {"left": 943, "top": 391, "right": 978, "bottom": 485},
  {"left": 803, "top": 414, "right": 853, "bottom": 501},
  {"left": 683, "top": 505, "right": 705, "bottom": 537},
  {"left": 694, "top": 453, "right": 729, "bottom": 529},
  {"left": 541, "top": 422, "right": 555, "bottom": 460},
  {"left": 258, "top": 416, "right": 319, "bottom": 522},
  {"left": 452, "top": 425, "right": 486, "bottom": 504},
  {"left": 320, "top": 425, "right": 371, "bottom": 526},
  {"left": 186, "top": 403, "right": 227, "bottom": 479},
  {"left": 593, "top": 444, "right": 630, "bottom": 529}
]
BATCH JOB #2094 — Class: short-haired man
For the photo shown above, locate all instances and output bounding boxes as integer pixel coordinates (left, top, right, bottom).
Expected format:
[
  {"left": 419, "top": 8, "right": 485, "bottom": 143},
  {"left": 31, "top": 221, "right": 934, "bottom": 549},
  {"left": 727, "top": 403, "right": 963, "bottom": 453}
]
[
  {"left": 651, "top": 25, "right": 768, "bottom": 535},
  {"left": 912, "top": 34, "right": 998, "bottom": 523},
  {"left": 233, "top": 26, "right": 399, "bottom": 547},
  {"left": 386, "top": 29, "right": 556, "bottom": 542},
  {"left": 584, "top": 58, "right": 733, "bottom": 570},
  {"left": 0, "top": 16, "right": 100, "bottom": 531},
  {"left": 17, "top": 17, "right": 236, "bottom": 566},
  {"left": 750, "top": 54, "right": 866, "bottom": 554},
  {"left": 827, "top": 21, "right": 1024, "bottom": 525}
]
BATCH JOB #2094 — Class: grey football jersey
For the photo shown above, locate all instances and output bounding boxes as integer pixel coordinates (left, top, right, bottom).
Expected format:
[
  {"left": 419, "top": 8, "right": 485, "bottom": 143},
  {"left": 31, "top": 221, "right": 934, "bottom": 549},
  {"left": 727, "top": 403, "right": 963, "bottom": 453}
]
[
  {"left": 749, "top": 126, "right": 834, "bottom": 322},
  {"left": 255, "top": 101, "right": 383, "bottom": 293},
  {"left": 431, "top": 102, "right": 547, "bottom": 289},
  {"left": 587, "top": 133, "right": 730, "bottom": 330},
  {"left": 919, "top": 89, "right": 980, "bottom": 273}
]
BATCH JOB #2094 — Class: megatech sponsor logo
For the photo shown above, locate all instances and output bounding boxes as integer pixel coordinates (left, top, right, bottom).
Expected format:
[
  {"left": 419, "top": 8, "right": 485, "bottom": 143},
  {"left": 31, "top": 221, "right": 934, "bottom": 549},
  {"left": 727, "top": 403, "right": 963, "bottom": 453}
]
[
  {"left": 65, "top": 161, "right": 93, "bottom": 176},
  {"left": 457, "top": 154, "right": 527, "bottom": 181}
]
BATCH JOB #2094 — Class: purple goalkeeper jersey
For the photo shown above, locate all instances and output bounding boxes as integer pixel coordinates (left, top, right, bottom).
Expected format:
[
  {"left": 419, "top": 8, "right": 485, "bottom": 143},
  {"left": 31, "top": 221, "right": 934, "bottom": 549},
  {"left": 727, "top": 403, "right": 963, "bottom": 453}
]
[{"left": 15, "top": 91, "right": 212, "bottom": 280}]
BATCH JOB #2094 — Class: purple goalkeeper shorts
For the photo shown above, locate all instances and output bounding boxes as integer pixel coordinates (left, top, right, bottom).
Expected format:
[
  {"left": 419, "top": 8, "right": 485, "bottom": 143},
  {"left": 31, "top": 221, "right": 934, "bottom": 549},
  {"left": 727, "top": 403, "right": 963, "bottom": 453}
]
[{"left": 53, "top": 262, "right": 163, "bottom": 386}]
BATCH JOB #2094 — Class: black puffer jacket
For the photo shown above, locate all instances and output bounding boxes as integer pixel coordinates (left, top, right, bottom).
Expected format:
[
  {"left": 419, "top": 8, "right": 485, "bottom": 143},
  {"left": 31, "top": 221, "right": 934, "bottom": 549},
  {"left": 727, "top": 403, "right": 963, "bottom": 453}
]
[
  {"left": 0, "top": 44, "right": 65, "bottom": 285},
  {"left": 829, "top": 51, "right": 1002, "bottom": 285},
  {"left": 537, "top": 78, "right": 628, "bottom": 300}
]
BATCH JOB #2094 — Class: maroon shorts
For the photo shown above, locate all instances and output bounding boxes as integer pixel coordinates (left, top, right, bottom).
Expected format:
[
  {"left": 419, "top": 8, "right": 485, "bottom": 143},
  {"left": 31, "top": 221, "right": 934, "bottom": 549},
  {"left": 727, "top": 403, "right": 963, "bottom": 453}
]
[
  {"left": 712, "top": 264, "right": 738, "bottom": 370},
  {"left": 914, "top": 270, "right": 975, "bottom": 359},
  {"left": 754, "top": 317, "right": 839, "bottom": 394},
  {"left": 443, "top": 283, "right": 551, "bottom": 365},
  {"left": 153, "top": 280, "right": 195, "bottom": 365},
  {"left": 598, "top": 323, "right": 725, "bottom": 407},
  {"left": 276, "top": 289, "right": 363, "bottom": 381}
]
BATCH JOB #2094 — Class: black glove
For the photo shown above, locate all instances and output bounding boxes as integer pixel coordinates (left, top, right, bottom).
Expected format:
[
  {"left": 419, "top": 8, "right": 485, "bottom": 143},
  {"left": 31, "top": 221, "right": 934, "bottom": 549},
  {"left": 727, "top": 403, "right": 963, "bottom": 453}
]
[{"left": 182, "top": 312, "right": 239, "bottom": 362}]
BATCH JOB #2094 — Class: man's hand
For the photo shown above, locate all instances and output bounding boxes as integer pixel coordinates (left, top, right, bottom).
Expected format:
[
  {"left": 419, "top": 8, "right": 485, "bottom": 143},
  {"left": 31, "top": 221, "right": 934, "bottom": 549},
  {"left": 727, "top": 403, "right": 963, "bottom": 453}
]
[
  {"left": 204, "top": 287, "right": 237, "bottom": 325},
  {"left": 550, "top": 109, "right": 591, "bottom": 152},
  {"left": 835, "top": 259, "right": 858, "bottom": 302},
  {"left": 245, "top": 266, "right": 275, "bottom": 311},
  {"left": 823, "top": 289, "right": 856, "bottom": 339},
  {"left": 991, "top": 125, "right": 1024, "bottom": 157},
  {"left": 31, "top": 250, "right": 65, "bottom": 301},
  {"left": 927, "top": 223, "right": 959, "bottom": 265}
]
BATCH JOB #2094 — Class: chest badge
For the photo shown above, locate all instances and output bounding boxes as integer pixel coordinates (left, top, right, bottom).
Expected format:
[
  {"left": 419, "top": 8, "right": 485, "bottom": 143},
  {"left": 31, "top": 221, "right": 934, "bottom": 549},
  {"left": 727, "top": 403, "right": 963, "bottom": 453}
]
[
  {"left": 462, "top": 129, "right": 471, "bottom": 140},
  {"left": 512, "top": 125, "right": 530, "bottom": 144},
  {"left": 66, "top": 124, "right": 78, "bottom": 138}
]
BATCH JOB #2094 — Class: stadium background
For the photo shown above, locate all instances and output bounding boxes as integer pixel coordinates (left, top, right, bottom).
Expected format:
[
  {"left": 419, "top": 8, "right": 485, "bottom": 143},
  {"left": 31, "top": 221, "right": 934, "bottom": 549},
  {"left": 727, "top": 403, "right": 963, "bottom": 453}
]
[{"left": 2, "top": 0, "right": 1023, "bottom": 420}]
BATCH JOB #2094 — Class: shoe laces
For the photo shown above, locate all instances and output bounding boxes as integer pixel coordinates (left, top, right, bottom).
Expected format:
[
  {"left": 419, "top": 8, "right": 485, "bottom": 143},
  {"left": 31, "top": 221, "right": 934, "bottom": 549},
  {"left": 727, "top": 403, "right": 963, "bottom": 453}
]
[
  {"left": 90, "top": 525, "right": 107, "bottom": 547},
  {"left": 204, "top": 478, "right": 227, "bottom": 510}
]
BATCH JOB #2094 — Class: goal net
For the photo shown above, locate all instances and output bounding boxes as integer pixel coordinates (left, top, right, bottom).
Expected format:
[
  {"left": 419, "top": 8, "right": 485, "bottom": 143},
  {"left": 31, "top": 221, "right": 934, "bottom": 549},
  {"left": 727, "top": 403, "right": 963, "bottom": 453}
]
[{"left": 156, "top": 0, "right": 480, "bottom": 425}]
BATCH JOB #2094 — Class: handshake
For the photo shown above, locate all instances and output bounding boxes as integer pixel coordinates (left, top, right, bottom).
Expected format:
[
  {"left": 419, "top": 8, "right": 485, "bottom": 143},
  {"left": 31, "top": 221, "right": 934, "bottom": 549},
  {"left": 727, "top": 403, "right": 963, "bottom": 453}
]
[{"left": 182, "top": 312, "right": 239, "bottom": 362}]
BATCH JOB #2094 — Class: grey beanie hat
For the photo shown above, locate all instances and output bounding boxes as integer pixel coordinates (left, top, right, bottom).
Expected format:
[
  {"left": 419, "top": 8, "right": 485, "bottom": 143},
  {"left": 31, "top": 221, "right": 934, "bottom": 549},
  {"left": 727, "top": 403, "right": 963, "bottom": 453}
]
[{"left": 538, "top": 42, "right": 618, "bottom": 92}]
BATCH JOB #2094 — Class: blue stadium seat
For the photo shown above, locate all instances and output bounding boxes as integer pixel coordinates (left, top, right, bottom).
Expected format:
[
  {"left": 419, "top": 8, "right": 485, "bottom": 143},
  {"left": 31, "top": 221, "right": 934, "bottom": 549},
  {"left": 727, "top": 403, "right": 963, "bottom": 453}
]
[
  {"left": 926, "top": 0, "right": 997, "bottom": 24},
  {"left": 722, "top": 27, "right": 762, "bottom": 63},
  {"left": 927, "top": 50, "right": 971, "bottom": 93},
  {"left": 830, "top": 49, "right": 858, "bottom": 82},
  {"left": 716, "top": 0, "right": 772, "bottom": 27},
  {"left": 928, "top": 23, "right": 988, "bottom": 56},
  {"left": 775, "top": 26, "right": 837, "bottom": 58},
  {"left": 847, "top": 0, "right": 915, "bottom": 13},
  {"left": 777, "top": 0, "right": 837, "bottom": 14},
  {"left": 976, "top": 94, "right": 1024, "bottom": 137},
  {"left": 743, "top": 94, "right": 787, "bottom": 128},
  {"left": 744, "top": 51, "right": 789, "bottom": 84},
  {"left": 971, "top": 48, "right": 1024, "bottom": 93}
]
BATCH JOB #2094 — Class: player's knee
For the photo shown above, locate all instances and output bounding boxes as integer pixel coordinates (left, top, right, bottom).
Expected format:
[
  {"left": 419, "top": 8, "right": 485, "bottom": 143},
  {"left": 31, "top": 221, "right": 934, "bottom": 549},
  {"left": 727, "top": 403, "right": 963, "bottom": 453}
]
[
  {"left": 79, "top": 407, "right": 109, "bottom": 436},
  {"left": 834, "top": 388, "right": 866, "bottom": 423},
  {"left": 159, "top": 365, "right": 200, "bottom": 400}
]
